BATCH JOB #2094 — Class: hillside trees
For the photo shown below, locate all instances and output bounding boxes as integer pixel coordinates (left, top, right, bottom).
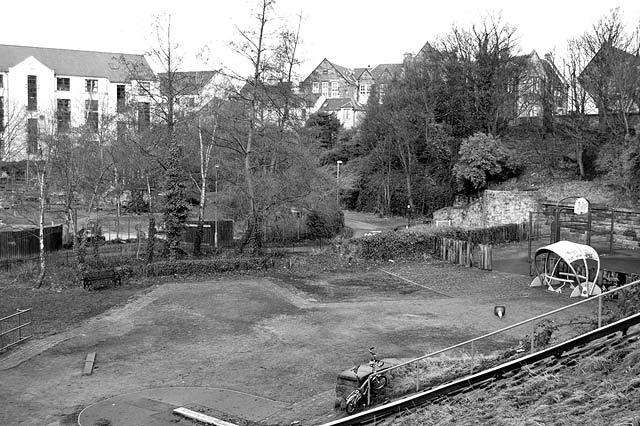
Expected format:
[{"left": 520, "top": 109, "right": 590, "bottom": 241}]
[
  {"left": 453, "top": 132, "right": 520, "bottom": 192},
  {"left": 356, "top": 62, "right": 457, "bottom": 215},
  {"left": 210, "top": 0, "right": 337, "bottom": 252},
  {"left": 437, "top": 15, "right": 525, "bottom": 136},
  {"left": 578, "top": 8, "right": 640, "bottom": 137}
]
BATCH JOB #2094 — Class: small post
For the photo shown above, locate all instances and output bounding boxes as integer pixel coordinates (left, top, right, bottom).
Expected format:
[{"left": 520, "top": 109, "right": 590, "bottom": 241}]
[
  {"left": 470, "top": 341, "right": 475, "bottom": 374},
  {"left": 528, "top": 211, "right": 533, "bottom": 263},
  {"left": 17, "top": 309, "right": 21, "bottom": 341},
  {"left": 367, "top": 377, "right": 371, "bottom": 406},
  {"left": 598, "top": 295, "right": 603, "bottom": 328},
  {"left": 415, "top": 362, "right": 420, "bottom": 391},
  {"left": 530, "top": 322, "right": 536, "bottom": 352},
  {"left": 609, "top": 209, "right": 615, "bottom": 255}
]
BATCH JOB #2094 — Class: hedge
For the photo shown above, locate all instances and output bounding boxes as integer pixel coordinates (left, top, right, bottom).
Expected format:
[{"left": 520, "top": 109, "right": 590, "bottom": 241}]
[
  {"left": 143, "top": 257, "right": 277, "bottom": 277},
  {"left": 351, "top": 223, "right": 526, "bottom": 261}
]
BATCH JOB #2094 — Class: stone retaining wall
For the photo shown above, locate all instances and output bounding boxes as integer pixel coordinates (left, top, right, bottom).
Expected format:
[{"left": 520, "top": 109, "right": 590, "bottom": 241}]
[
  {"left": 433, "top": 190, "right": 539, "bottom": 228},
  {"left": 433, "top": 191, "right": 640, "bottom": 250}
]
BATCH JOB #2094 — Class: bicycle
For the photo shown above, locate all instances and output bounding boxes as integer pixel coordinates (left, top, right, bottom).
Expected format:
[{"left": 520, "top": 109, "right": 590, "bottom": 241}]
[{"left": 345, "top": 347, "right": 388, "bottom": 414}]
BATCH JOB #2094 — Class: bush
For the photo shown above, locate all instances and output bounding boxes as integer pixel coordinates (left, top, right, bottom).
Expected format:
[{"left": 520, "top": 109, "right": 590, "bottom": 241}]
[
  {"left": 453, "top": 132, "right": 521, "bottom": 192},
  {"left": 356, "top": 232, "right": 437, "bottom": 260},
  {"left": 306, "top": 209, "right": 344, "bottom": 239},
  {"left": 143, "top": 257, "right": 276, "bottom": 277}
]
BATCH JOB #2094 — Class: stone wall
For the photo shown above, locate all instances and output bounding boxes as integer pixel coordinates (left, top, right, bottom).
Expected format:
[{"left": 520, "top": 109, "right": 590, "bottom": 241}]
[
  {"left": 432, "top": 191, "right": 640, "bottom": 250},
  {"left": 433, "top": 190, "right": 539, "bottom": 228}
]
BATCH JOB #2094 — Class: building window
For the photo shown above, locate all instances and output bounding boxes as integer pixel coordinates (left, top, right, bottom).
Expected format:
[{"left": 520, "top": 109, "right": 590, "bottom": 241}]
[
  {"left": 117, "top": 84, "right": 126, "bottom": 113},
  {"left": 27, "top": 75, "right": 37, "bottom": 111},
  {"left": 27, "top": 118, "right": 38, "bottom": 154},
  {"left": 57, "top": 77, "right": 70, "bottom": 91},
  {"left": 359, "top": 83, "right": 370, "bottom": 96},
  {"left": 85, "top": 79, "right": 98, "bottom": 93},
  {"left": 331, "top": 81, "right": 339, "bottom": 98},
  {"left": 85, "top": 99, "right": 99, "bottom": 131},
  {"left": 379, "top": 83, "right": 385, "bottom": 98},
  {"left": 321, "top": 82, "right": 329, "bottom": 97},
  {"left": 137, "top": 102, "right": 150, "bottom": 131},
  {"left": 0, "top": 74, "right": 3, "bottom": 88},
  {"left": 137, "top": 81, "right": 150, "bottom": 95},
  {"left": 0, "top": 96, "right": 4, "bottom": 133},
  {"left": 57, "top": 99, "right": 71, "bottom": 132},
  {"left": 312, "top": 82, "right": 319, "bottom": 94}
]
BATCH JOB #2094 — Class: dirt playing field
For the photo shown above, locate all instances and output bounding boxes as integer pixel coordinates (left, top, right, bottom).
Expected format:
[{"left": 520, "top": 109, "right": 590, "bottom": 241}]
[{"left": 0, "top": 258, "right": 596, "bottom": 426}]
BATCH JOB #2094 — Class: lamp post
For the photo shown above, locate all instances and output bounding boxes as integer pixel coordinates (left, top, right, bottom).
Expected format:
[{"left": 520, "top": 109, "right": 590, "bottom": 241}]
[
  {"left": 336, "top": 160, "right": 342, "bottom": 206},
  {"left": 214, "top": 164, "right": 219, "bottom": 249}
]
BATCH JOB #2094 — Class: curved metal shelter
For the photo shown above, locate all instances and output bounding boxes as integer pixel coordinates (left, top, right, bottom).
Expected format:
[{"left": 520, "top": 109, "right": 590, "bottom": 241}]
[{"left": 530, "top": 240, "right": 601, "bottom": 298}]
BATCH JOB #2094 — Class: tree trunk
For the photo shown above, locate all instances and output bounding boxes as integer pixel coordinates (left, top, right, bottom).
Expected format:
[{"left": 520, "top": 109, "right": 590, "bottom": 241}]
[{"left": 36, "top": 172, "right": 47, "bottom": 288}]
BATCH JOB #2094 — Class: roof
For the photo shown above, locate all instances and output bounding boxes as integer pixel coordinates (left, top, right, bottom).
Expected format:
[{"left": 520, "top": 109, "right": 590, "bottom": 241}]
[
  {"left": 326, "top": 59, "right": 356, "bottom": 84},
  {"left": 371, "top": 63, "right": 403, "bottom": 80},
  {"left": 319, "top": 97, "right": 362, "bottom": 112},
  {"left": 0, "top": 44, "right": 154, "bottom": 82},
  {"left": 535, "top": 241, "right": 599, "bottom": 265},
  {"left": 158, "top": 71, "right": 219, "bottom": 96}
]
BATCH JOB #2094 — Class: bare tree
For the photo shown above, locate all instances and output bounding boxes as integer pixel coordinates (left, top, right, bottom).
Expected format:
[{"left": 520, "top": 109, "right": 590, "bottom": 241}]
[
  {"left": 579, "top": 8, "right": 640, "bottom": 136},
  {"left": 0, "top": 99, "right": 27, "bottom": 162}
]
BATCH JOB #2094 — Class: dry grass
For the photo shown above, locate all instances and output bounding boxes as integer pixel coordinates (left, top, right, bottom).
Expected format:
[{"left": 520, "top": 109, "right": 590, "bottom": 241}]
[{"left": 389, "top": 337, "right": 640, "bottom": 426}]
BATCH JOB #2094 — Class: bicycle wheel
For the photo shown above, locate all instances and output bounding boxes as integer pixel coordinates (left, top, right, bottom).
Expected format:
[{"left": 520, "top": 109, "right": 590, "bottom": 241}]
[
  {"left": 346, "top": 401, "right": 357, "bottom": 414},
  {"left": 371, "top": 374, "right": 387, "bottom": 390}
]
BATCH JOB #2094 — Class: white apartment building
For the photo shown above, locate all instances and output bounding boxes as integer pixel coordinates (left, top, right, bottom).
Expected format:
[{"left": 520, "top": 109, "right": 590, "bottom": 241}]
[{"left": 0, "top": 44, "right": 154, "bottom": 160}]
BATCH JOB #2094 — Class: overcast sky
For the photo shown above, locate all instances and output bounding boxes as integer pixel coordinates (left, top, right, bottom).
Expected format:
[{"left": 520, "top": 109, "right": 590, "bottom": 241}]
[{"left": 2, "top": 0, "right": 639, "bottom": 79}]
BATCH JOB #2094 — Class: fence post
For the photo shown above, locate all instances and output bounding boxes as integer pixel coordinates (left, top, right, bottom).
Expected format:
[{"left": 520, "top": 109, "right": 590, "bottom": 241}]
[
  {"left": 470, "top": 341, "right": 475, "bottom": 374},
  {"left": 609, "top": 210, "right": 615, "bottom": 255},
  {"left": 415, "top": 362, "right": 420, "bottom": 391},
  {"left": 17, "top": 310, "right": 21, "bottom": 340},
  {"left": 530, "top": 322, "right": 536, "bottom": 352},
  {"left": 598, "top": 295, "right": 603, "bottom": 328},
  {"left": 528, "top": 212, "right": 533, "bottom": 263}
]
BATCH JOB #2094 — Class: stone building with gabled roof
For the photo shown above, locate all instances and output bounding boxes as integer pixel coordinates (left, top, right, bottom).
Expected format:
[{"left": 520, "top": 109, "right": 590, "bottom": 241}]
[
  {"left": 300, "top": 58, "right": 402, "bottom": 128},
  {"left": 0, "top": 44, "right": 154, "bottom": 160}
]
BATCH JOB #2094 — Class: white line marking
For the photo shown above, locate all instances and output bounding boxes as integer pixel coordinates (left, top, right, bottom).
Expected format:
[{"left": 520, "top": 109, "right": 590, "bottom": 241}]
[{"left": 379, "top": 268, "right": 452, "bottom": 298}]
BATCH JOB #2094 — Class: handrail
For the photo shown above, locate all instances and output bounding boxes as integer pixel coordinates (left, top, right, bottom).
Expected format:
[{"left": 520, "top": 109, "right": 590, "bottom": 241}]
[
  {"left": 365, "top": 279, "right": 640, "bottom": 399},
  {"left": 0, "top": 308, "right": 31, "bottom": 323}
]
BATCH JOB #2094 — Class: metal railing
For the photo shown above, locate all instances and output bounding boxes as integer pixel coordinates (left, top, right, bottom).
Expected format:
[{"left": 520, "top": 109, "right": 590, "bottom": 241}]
[
  {"left": 365, "top": 278, "right": 640, "bottom": 403},
  {"left": 0, "top": 308, "right": 33, "bottom": 353}
]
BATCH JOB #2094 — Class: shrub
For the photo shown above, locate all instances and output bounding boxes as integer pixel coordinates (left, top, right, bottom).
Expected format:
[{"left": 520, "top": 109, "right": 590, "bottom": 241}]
[
  {"left": 357, "top": 232, "right": 437, "bottom": 260},
  {"left": 306, "top": 209, "right": 344, "bottom": 239},
  {"left": 143, "top": 257, "right": 276, "bottom": 277},
  {"left": 453, "top": 132, "right": 521, "bottom": 192}
]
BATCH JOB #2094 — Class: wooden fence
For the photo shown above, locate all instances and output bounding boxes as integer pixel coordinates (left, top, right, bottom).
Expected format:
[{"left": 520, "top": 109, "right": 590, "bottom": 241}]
[
  {"left": 0, "top": 225, "right": 63, "bottom": 260},
  {"left": 0, "top": 309, "right": 32, "bottom": 353},
  {"left": 183, "top": 220, "right": 234, "bottom": 246},
  {"left": 437, "top": 237, "right": 492, "bottom": 270}
]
